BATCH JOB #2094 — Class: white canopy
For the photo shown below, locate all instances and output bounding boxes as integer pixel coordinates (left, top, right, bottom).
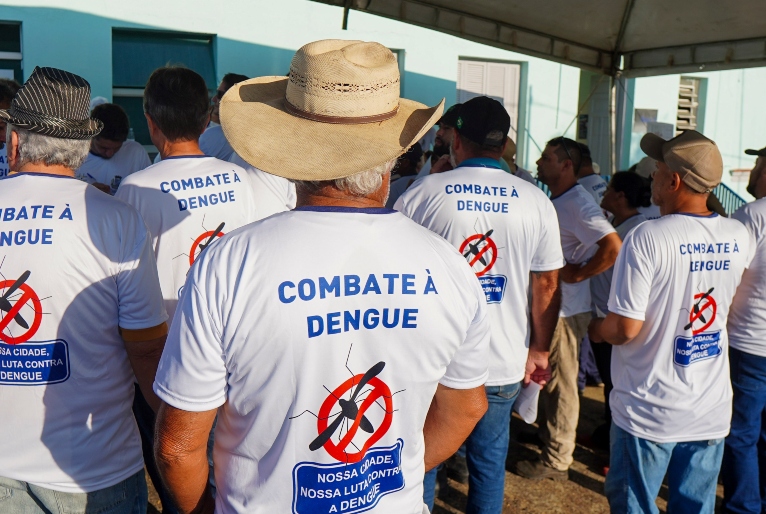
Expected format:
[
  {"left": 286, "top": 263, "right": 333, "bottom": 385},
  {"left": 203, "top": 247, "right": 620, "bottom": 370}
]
[{"left": 311, "top": 0, "right": 766, "bottom": 76}]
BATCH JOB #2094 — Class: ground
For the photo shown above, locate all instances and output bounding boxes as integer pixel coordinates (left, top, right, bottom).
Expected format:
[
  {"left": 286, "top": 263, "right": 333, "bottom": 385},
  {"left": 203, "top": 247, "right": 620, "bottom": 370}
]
[{"left": 145, "top": 386, "right": 725, "bottom": 513}]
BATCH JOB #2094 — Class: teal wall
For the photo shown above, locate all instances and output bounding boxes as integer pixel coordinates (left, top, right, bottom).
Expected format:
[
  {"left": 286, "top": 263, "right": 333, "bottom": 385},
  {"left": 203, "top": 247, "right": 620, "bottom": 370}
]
[
  {"left": 0, "top": 0, "right": 583, "bottom": 172},
  {"left": 623, "top": 67, "right": 766, "bottom": 198}
]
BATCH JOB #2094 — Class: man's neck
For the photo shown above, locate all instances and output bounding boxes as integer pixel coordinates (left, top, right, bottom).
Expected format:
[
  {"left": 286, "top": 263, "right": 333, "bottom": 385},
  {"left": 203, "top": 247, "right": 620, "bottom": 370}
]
[
  {"left": 660, "top": 194, "right": 711, "bottom": 217},
  {"left": 15, "top": 163, "right": 74, "bottom": 176},
  {"left": 548, "top": 177, "right": 578, "bottom": 198},
  {"left": 296, "top": 176, "right": 389, "bottom": 209},
  {"left": 158, "top": 140, "right": 205, "bottom": 160},
  {"left": 455, "top": 151, "right": 501, "bottom": 168}
]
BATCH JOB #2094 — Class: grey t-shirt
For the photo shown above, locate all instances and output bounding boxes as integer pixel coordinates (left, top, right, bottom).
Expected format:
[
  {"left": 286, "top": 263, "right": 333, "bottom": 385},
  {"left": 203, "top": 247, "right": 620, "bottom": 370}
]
[{"left": 590, "top": 213, "right": 647, "bottom": 316}]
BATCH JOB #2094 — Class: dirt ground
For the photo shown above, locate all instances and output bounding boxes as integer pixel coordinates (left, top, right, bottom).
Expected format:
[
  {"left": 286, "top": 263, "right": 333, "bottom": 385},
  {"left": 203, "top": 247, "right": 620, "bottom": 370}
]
[{"left": 145, "top": 386, "right": 725, "bottom": 513}]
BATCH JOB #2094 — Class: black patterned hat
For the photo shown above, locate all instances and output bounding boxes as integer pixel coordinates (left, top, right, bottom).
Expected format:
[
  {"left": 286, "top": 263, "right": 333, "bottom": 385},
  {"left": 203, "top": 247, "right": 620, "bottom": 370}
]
[{"left": 0, "top": 67, "right": 102, "bottom": 139}]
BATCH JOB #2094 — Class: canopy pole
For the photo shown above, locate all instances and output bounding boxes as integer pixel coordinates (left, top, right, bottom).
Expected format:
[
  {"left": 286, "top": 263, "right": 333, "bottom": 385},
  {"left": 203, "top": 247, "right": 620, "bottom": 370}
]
[
  {"left": 342, "top": 0, "right": 352, "bottom": 29},
  {"left": 609, "top": 74, "right": 618, "bottom": 176}
]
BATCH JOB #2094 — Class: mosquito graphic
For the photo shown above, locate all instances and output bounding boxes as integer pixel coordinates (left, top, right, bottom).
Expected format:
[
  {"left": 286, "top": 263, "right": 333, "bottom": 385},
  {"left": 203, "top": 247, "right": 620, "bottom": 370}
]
[
  {"left": 308, "top": 361, "right": 385, "bottom": 452},
  {"left": 684, "top": 287, "right": 715, "bottom": 331},
  {"left": 198, "top": 222, "right": 225, "bottom": 253},
  {"left": 463, "top": 229, "right": 494, "bottom": 266},
  {"left": 0, "top": 270, "right": 31, "bottom": 329}
]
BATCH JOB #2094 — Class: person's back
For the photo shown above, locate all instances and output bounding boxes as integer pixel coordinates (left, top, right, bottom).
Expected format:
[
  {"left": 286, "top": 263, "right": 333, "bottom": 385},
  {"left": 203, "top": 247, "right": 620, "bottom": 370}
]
[
  {"left": 0, "top": 67, "right": 167, "bottom": 511},
  {"left": 157, "top": 207, "right": 488, "bottom": 512},
  {"left": 398, "top": 163, "right": 560, "bottom": 382},
  {"left": 0, "top": 176, "right": 165, "bottom": 489},
  {"left": 153, "top": 40, "right": 489, "bottom": 514},
  {"left": 117, "top": 155, "right": 257, "bottom": 318},
  {"left": 115, "top": 67, "right": 259, "bottom": 320}
]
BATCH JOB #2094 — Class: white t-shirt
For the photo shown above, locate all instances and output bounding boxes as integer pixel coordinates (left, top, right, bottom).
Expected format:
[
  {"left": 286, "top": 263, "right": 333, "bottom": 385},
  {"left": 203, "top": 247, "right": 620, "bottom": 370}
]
[
  {"left": 76, "top": 140, "right": 151, "bottom": 189},
  {"left": 0, "top": 173, "right": 167, "bottom": 493},
  {"left": 386, "top": 175, "right": 417, "bottom": 209},
  {"left": 551, "top": 185, "right": 616, "bottom": 317},
  {"left": 200, "top": 125, "right": 234, "bottom": 161},
  {"left": 229, "top": 153, "right": 296, "bottom": 218},
  {"left": 728, "top": 199, "right": 766, "bottom": 356},
  {"left": 608, "top": 213, "right": 752, "bottom": 442},
  {"left": 638, "top": 203, "right": 662, "bottom": 220},
  {"left": 590, "top": 213, "right": 646, "bottom": 317},
  {"left": 154, "top": 207, "right": 490, "bottom": 514},
  {"left": 577, "top": 174, "right": 607, "bottom": 205},
  {"left": 0, "top": 145, "right": 10, "bottom": 178},
  {"left": 115, "top": 155, "right": 259, "bottom": 322},
  {"left": 395, "top": 160, "right": 563, "bottom": 385}
]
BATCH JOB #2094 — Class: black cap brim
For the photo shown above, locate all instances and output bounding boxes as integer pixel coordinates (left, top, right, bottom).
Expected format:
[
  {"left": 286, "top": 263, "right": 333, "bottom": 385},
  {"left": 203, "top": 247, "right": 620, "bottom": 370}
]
[{"left": 745, "top": 148, "right": 766, "bottom": 157}]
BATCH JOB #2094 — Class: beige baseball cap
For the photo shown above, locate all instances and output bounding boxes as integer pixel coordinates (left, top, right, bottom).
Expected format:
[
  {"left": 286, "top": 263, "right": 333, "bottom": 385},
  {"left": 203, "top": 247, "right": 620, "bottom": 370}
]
[{"left": 640, "top": 130, "right": 722, "bottom": 193}]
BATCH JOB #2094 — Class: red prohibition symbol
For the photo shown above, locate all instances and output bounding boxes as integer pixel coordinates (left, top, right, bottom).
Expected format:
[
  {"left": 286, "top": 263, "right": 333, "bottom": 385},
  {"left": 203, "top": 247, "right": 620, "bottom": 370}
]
[
  {"left": 315, "top": 371, "right": 393, "bottom": 464},
  {"left": 688, "top": 291, "right": 717, "bottom": 335},
  {"left": 459, "top": 231, "right": 497, "bottom": 277},
  {"left": 188, "top": 224, "right": 225, "bottom": 266},
  {"left": 0, "top": 279, "right": 42, "bottom": 345}
]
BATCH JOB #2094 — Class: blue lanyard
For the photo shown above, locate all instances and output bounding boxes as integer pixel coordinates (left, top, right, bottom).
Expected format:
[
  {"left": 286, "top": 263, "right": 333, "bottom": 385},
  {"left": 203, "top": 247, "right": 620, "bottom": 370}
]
[{"left": 456, "top": 157, "right": 503, "bottom": 170}]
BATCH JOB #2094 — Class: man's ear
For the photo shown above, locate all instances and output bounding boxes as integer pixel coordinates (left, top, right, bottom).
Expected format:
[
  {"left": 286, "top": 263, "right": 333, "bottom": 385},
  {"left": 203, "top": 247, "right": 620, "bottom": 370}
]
[
  {"left": 669, "top": 171, "right": 684, "bottom": 192},
  {"left": 452, "top": 132, "right": 462, "bottom": 152},
  {"left": 7, "top": 129, "right": 19, "bottom": 171}
]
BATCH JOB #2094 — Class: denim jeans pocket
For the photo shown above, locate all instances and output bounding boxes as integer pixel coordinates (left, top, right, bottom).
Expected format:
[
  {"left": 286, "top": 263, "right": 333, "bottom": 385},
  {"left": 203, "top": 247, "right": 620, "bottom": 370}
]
[
  {"left": 489, "top": 383, "right": 521, "bottom": 400},
  {"left": 58, "top": 477, "right": 128, "bottom": 514}
]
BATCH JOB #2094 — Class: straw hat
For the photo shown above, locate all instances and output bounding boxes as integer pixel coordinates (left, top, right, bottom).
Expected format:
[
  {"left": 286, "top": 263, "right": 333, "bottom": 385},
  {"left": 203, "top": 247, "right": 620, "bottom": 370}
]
[{"left": 220, "top": 40, "right": 444, "bottom": 181}]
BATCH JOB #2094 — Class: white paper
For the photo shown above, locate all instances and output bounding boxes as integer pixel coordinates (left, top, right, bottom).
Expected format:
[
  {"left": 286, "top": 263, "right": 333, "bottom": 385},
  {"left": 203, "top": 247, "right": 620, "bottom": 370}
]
[
  {"left": 513, "top": 381, "right": 542, "bottom": 424},
  {"left": 646, "top": 121, "right": 675, "bottom": 140}
]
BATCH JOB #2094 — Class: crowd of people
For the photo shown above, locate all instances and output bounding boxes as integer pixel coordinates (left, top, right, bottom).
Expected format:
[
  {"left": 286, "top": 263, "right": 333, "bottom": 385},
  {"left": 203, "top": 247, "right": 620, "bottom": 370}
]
[{"left": 0, "top": 38, "right": 764, "bottom": 514}]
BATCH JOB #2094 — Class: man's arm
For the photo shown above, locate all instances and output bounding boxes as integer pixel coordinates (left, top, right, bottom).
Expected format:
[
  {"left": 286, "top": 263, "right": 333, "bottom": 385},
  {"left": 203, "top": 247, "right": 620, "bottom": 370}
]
[
  {"left": 122, "top": 322, "right": 168, "bottom": 412},
  {"left": 423, "top": 384, "right": 487, "bottom": 471},
  {"left": 590, "top": 313, "right": 643, "bottom": 346},
  {"left": 155, "top": 403, "right": 218, "bottom": 514},
  {"left": 561, "top": 232, "right": 621, "bottom": 284},
  {"left": 526, "top": 269, "right": 561, "bottom": 386}
]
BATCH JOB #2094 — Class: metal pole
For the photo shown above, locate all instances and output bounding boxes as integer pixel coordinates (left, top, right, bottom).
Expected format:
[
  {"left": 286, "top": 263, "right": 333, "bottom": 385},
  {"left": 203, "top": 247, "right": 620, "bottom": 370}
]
[{"left": 609, "top": 74, "right": 617, "bottom": 175}]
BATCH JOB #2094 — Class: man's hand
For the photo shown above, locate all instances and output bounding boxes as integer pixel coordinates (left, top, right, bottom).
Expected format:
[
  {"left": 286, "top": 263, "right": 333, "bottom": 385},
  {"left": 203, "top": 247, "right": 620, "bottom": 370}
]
[
  {"left": 423, "top": 384, "right": 487, "bottom": 471},
  {"left": 559, "top": 262, "right": 582, "bottom": 284},
  {"left": 155, "top": 403, "right": 217, "bottom": 514},
  {"left": 524, "top": 349, "right": 551, "bottom": 386},
  {"left": 430, "top": 155, "right": 453, "bottom": 174}
]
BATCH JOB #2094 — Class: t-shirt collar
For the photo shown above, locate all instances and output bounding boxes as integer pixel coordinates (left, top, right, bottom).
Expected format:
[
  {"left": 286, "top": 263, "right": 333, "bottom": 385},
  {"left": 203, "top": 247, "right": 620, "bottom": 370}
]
[
  {"left": 293, "top": 206, "right": 396, "bottom": 214},
  {"left": 455, "top": 157, "right": 503, "bottom": 170}
]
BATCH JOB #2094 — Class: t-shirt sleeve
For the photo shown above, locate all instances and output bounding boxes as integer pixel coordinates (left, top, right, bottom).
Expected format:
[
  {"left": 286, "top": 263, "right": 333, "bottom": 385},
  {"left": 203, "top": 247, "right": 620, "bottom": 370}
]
[
  {"left": 732, "top": 208, "right": 759, "bottom": 269},
  {"left": 440, "top": 271, "right": 490, "bottom": 389},
  {"left": 116, "top": 220, "right": 168, "bottom": 330},
  {"left": 137, "top": 147, "right": 151, "bottom": 172},
  {"left": 393, "top": 188, "right": 410, "bottom": 214},
  {"left": 154, "top": 268, "right": 227, "bottom": 412},
  {"left": 573, "top": 200, "right": 616, "bottom": 250},
  {"left": 531, "top": 199, "right": 565, "bottom": 271},
  {"left": 607, "top": 229, "right": 653, "bottom": 321}
]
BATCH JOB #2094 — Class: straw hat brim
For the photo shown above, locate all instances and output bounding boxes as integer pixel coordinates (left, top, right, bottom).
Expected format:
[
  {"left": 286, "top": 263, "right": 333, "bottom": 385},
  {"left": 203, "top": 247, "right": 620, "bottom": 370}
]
[{"left": 220, "top": 76, "right": 444, "bottom": 181}]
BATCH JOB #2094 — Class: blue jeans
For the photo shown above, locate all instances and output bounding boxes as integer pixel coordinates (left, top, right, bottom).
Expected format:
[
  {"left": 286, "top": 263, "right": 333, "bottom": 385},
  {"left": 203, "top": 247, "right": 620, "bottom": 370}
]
[
  {"left": 423, "top": 382, "right": 521, "bottom": 513},
  {"left": 0, "top": 469, "right": 147, "bottom": 514},
  {"left": 605, "top": 424, "right": 724, "bottom": 514},
  {"left": 723, "top": 347, "right": 766, "bottom": 514}
]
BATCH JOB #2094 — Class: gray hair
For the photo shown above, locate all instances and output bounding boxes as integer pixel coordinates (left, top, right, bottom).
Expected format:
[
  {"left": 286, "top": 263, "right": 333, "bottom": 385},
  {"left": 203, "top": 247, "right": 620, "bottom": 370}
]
[
  {"left": 293, "top": 159, "right": 396, "bottom": 198},
  {"left": 6, "top": 124, "right": 90, "bottom": 170}
]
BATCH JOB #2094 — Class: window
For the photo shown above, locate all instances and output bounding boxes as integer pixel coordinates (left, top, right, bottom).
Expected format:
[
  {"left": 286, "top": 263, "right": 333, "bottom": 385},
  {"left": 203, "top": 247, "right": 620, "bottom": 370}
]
[
  {"left": 0, "top": 22, "right": 22, "bottom": 83},
  {"left": 112, "top": 29, "right": 216, "bottom": 148},
  {"left": 676, "top": 77, "right": 702, "bottom": 135},
  {"left": 457, "top": 59, "right": 521, "bottom": 141}
]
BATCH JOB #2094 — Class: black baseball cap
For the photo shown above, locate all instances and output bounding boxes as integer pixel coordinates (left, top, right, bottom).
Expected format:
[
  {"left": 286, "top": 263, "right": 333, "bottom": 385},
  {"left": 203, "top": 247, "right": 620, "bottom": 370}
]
[
  {"left": 745, "top": 147, "right": 766, "bottom": 157},
  {"left": 438, "top": 103, "right": 461, "bottom": 127},
  {"left": 454, "top": 96, "right": 510, "bottom": 147}
]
